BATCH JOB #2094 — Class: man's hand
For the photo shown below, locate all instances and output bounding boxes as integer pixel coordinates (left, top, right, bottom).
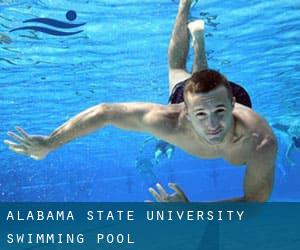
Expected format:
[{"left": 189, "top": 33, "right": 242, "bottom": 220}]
[
  {"left": 4, "top": 127, "right": 51, "bottom": 160},
  {"left": 148, "top": 183, "right": 189, "bottom": 202}
]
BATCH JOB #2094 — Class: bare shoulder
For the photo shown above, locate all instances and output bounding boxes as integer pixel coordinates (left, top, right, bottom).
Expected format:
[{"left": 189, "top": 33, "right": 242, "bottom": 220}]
[
  {"left": 233, "top": 103, "right": 276, "bottom": 151},
  {"left": 144, "top": 103, "right": 186, "bottom": 135}
]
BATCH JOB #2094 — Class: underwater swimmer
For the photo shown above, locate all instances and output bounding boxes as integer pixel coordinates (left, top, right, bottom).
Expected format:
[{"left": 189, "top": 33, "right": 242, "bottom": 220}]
[
  {"left": 135, "top": 158, "right": 158, "bottom": 186},
  {"left": 154, "top": 0, "right": 251, "bottom": 164},
  {"left": 273, "top": 120, "right": 300, "bottom": 168},
  {"left": 138, "top": 136, "right": 175, "bottom": 164},
  {"left": 289, "top": 136, "right": 300, "bottom": 167},
  {"left": 292, "top": 136, "right": 300, "bottom": 148},
  {"left": 154, "top": 140, "right": 175, "bottom": 163},
  {"left": 0, "top": 33, "right": 12, "bottom": 44},
  {"left": 4, "top": 0, "right": 277, "bottom": 202}
]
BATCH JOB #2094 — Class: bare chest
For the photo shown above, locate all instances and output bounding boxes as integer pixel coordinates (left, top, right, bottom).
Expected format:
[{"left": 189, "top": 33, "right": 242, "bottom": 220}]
[
  {"left": 223, "top": 140, "right": 252, "bottom": 166},
  {"left": 174, "top": 134, "right": 253, "bottom": 165}
]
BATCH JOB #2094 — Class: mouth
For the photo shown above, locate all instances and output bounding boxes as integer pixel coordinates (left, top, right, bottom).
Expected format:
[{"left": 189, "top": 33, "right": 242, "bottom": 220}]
[{"left": 207, "top": 127, "right": 222, "bottom": 136}]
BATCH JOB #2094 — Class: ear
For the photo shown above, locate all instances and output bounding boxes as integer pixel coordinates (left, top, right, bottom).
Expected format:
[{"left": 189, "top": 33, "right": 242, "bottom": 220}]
[
  {"left": 184, "top": 105, "right": 190, "bottom": 120},
  {"left": 231, "top": 97, "right": 236, "bottom": 108},
  {"left": 186, "top": 113, "right": 191, "bottom": 121}
]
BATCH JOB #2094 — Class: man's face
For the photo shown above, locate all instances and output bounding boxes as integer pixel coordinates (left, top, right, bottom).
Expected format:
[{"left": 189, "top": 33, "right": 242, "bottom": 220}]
[{"left": 185, "top": 86, "right": 234, "bottom": 145}]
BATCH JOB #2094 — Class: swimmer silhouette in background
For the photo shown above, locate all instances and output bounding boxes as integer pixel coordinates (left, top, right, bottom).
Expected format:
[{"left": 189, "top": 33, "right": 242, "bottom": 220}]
[
  {"left": 140, "top": 136, "right": 175, "bottom": 164},
  {"left": 0, "top": 33, "right": 12, "bottom": 44},
  {"left": 155, "top": 140, "right": 175, "bottom": 163},
  {"left": 135, "top": 158, "right": 158, "bottom": 187},
  {"left": 136, "top": 137, "right": 174, "bottom": 186},
  {"left": 273, "top": 128, "right": 290, "bottom": 177},
  {"left": 5, "top": 0, "right": 277, "bottom": 202},
  {"left": 135, "top": 137, "right": 160, "bottom": 186},
  {"left": 273, "top": 120, "right": 300, "bottom": 168}
]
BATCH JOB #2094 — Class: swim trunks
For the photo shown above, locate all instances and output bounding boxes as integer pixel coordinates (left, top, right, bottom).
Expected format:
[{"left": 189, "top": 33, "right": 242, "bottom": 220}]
[
  {"left": 292, "top": 136, "right": 300, "bottom": 148},
  {"left": 168, "top": 79, "right": 252, "bottom": 108}
]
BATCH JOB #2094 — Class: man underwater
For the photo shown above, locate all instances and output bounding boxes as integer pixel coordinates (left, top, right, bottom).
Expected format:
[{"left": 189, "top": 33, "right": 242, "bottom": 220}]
[{"left": 4, "top": 0, "right": 277, "bottom": 202}]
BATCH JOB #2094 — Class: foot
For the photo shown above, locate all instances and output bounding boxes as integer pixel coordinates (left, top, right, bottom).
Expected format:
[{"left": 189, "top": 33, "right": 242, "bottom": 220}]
[
  {"left": 188, "top": 20, "right": 205, "bottom": 47},
  {"left": 179, "top": 0, "right": 198, "bottom": 6},
  {"left": 179, "top": 0, "right": 192, "bottom": 8}
]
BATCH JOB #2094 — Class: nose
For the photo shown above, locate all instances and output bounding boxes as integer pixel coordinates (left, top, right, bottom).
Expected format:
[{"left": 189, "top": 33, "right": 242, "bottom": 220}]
[{"left": 207, "top": 115, "right": 219, "bottom": 130}]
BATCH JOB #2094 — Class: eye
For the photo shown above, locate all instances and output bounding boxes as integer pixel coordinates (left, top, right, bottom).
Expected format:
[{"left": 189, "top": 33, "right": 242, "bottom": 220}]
[
  {"left": 196, "top": 112, "right": 207, "bottom": 117},
  {"left": 215, "top": 109, "right": 225, "bottom": 114}
]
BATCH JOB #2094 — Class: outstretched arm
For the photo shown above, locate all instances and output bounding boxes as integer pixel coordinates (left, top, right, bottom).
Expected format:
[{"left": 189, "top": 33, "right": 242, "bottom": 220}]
[{"left": 4, "top": 103, "right": 177, "bottom": 160}]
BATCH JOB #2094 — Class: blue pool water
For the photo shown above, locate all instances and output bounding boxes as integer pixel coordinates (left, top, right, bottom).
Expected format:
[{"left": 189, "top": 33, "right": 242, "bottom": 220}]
[{"left": 0, "top": 0, "right": 299, "bottom": 201}]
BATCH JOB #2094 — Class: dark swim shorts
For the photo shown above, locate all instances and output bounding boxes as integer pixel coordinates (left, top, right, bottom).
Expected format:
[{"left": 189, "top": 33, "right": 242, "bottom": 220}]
[
  {"left": 168, "top": 79, "right": 252, "bottom": 108},
  {"left": 292, "top": 136, "right": 300, "bottom": 148}
]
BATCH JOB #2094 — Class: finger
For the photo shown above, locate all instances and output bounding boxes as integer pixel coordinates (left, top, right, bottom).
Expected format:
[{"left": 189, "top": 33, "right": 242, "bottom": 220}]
[
  {"left": 4, "top": 140, "right": 25, "bottom": 148},
  {"left": 8, "top": 146, "right": 27, "bottom": 155},
  {"left": 4, "top": 139, "right": 17, "bottom": 147},
  {"left": 7, "top": 131, "right": 28, "bottom": 145},
  {"left": 168, "top": 183, "right": 187, "bottom": 199},
  {"left": 148, "top": 187, "right": 162, "bottom": 202},
  {"left": 15, "top": 127, "right": 30, "bottom": 140},
  {"left": 30, "top": 155, "right": 41, "bottom": 160},
  {"left": 156, "top": 183, "right": 168, "bottom": 199}
]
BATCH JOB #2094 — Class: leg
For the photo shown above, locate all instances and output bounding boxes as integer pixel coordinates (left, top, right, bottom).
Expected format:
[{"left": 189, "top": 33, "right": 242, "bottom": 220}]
[
  {"left": 168, "top": 0, "right": 192, "bottom": 95},
  {"left": 188, "top": 20, "right": 208, "bottom": 73}
]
